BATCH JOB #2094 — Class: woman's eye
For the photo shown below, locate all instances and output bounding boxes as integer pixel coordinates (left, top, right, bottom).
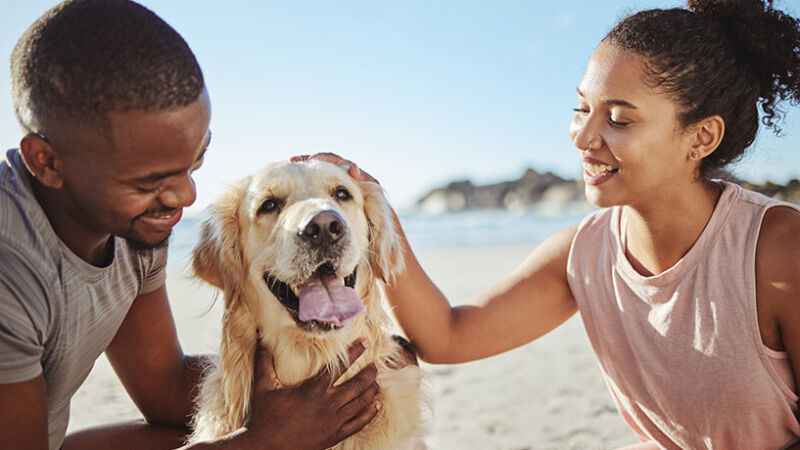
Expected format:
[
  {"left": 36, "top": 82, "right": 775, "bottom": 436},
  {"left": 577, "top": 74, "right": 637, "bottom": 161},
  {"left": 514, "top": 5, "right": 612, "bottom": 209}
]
[
  {"left": 572, "top": 107, "right": 589, "bottom": 114},
  {"left": 608, "top": 117, "right": 630, "bottom": 127},
  {"left": 258, "top": 198, "right": 282, "bottom": 214},
  {"left": 334, "top": 187, "right": 352, "bottom": 201}
]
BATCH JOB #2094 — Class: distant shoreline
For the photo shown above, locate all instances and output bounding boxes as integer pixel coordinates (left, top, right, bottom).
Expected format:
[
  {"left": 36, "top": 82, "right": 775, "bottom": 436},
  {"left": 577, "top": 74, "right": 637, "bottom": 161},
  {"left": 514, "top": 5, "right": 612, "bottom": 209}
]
[{"left": 417, "top": 168, "right": 800, "bottom": 213}]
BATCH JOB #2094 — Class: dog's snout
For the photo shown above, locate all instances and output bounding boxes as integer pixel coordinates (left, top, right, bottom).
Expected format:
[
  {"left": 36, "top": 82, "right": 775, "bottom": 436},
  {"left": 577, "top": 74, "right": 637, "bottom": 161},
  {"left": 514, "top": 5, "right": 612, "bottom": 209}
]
[{"left": 299, "top": 210, "right": 346, "bottom": 245}]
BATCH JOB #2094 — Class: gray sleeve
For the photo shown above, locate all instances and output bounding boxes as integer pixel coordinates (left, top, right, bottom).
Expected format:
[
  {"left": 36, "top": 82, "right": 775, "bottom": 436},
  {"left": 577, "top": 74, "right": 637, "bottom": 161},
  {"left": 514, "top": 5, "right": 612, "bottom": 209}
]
[
  {"left": 140, "top": 246, "right": 167, "bottom": 295},
  {"left": 0, "top": 244, "right": 47, "bottom": 383}
]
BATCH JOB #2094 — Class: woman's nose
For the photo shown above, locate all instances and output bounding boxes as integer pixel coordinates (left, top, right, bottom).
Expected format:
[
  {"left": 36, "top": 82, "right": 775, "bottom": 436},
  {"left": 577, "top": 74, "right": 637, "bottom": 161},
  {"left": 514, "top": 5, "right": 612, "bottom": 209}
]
[{"left": 570, "top": 116, "right": 602, "bottom": 151}]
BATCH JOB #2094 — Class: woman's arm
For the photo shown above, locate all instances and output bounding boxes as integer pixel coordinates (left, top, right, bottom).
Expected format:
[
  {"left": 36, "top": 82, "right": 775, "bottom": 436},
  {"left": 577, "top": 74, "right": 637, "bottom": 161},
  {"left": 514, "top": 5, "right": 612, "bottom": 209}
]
[
  {"left": 386, "top": 219, "right": 578, "bottom": 363},
  {"left": 756, "top": 206, "right": 800, "bottom": 399}
]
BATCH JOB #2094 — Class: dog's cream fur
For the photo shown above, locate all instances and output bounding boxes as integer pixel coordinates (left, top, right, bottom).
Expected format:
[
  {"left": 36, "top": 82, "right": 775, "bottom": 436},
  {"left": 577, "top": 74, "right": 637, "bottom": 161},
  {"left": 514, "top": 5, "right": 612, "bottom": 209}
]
[{"left": 188, "top": 160, "right": 427, "bottom": 449}]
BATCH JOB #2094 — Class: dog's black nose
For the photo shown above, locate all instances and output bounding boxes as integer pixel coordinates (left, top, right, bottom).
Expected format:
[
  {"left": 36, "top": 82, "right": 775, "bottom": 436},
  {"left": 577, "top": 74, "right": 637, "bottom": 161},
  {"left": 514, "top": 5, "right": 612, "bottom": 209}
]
[{"left": 299, "top": 210, "right": 346, "bottom": 245}]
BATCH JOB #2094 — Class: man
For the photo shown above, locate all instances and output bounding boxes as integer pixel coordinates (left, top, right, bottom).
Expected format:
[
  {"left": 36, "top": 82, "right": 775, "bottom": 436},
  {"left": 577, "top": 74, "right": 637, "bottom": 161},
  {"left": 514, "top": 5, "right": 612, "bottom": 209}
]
[{"left": 0, "top": 1, "right": 380, "bottom": 449}]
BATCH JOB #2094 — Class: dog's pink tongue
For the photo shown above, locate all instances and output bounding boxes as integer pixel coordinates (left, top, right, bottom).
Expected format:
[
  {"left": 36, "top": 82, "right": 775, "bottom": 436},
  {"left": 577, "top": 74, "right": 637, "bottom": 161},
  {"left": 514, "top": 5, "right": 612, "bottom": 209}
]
[{"left": 297, "top": 276, "right": 364, "bottom": 326}]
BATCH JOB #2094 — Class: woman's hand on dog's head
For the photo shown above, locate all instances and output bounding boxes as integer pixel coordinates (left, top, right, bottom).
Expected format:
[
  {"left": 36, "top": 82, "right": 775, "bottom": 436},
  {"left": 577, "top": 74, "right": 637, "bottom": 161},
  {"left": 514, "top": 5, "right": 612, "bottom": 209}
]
[
  {"left": 244, "top": 339, "right": 381, "bottom": 449},
  {"left": 291, "top": 152, "right": 379, "bottom": 185}
]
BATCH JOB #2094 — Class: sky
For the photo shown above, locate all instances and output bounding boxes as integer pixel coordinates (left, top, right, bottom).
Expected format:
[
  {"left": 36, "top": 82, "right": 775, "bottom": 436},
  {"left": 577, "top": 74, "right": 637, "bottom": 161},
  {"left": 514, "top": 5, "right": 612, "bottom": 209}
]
[{"left": 1, "top": 0, "right": 798, "bottom": 214}]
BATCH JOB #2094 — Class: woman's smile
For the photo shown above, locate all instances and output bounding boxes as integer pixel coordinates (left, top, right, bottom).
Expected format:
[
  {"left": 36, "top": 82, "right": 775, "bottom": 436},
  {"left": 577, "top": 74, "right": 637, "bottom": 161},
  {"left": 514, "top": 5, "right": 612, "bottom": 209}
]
[{"left": 582, "top": 157, "right": 619, "bottom": 185}]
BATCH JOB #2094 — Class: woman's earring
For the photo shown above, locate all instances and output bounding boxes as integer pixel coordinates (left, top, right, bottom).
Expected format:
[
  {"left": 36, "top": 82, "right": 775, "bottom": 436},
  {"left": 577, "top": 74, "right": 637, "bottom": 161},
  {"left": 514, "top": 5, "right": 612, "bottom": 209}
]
[{"left": 691, "top": 151, "right": 700, "bottom": 159}]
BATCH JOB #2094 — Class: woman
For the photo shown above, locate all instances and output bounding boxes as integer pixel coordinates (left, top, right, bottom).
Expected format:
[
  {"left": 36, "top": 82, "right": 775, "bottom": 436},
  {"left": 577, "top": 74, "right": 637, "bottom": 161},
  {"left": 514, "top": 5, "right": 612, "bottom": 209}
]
[{"left": 309, "top": 0, "right": 800, "bottom": 447}]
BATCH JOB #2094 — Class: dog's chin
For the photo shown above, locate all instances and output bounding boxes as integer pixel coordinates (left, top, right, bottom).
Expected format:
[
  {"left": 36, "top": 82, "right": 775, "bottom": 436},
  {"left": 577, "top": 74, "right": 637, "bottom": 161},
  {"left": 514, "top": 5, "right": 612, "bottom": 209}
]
[{"left": 263, "top": 262, "right": 358, "bottom": 335}]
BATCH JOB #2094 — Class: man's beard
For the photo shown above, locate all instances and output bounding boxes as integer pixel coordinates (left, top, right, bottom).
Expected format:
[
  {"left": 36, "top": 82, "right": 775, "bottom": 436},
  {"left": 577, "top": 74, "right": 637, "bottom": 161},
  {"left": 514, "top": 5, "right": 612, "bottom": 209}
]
[{"left": 125, "top": 231, "right": 172, "bottom": 254}]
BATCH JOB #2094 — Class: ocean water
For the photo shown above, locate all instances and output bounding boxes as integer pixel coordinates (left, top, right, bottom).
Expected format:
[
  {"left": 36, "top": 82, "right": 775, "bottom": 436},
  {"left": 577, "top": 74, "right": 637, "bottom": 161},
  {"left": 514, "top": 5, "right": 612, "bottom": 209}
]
[{"left": 166, "top": 209, "right": 588, "bottom": 271}]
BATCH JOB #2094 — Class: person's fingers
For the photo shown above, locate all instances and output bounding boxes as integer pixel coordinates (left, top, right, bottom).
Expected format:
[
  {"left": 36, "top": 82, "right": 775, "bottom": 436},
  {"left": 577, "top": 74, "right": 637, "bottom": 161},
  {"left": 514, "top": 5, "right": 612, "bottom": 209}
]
[
  {"left": 311, "top": 152, "right": 352, "bottom": 167},
  {"left": 336, "top": 400, "right": 381, "bottom": 441},
  {"left": 253, "top": 345, "right": 282, "bottom": 392},
  {"left": 321, "top": 338, "right": 368, "bottom": 384},
  {"left": 331, "top": 363, "right": 379, "bottom": 407},
  {"left": 337, "top": 380, "right": 380, "bottom": 418},
  {"left": 305, "top": 152, "right": 380, "bottom": 184},
  {"left": 296, "top": 152, "right": 352, "bottom": 175}
]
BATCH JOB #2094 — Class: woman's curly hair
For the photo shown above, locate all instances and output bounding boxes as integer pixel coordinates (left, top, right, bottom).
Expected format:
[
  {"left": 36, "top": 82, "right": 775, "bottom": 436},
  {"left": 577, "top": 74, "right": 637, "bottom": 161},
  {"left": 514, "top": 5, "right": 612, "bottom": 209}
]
[{"left": 605, "top": 0, "right": 800, "bottom": 178}]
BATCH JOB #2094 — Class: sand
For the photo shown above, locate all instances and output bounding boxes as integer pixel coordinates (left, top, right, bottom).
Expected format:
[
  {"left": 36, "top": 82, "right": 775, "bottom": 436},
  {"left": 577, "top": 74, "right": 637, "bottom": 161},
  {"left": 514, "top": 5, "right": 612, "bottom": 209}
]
[{"left": 67, "top": 244, "right": 636, "bottom": 449}]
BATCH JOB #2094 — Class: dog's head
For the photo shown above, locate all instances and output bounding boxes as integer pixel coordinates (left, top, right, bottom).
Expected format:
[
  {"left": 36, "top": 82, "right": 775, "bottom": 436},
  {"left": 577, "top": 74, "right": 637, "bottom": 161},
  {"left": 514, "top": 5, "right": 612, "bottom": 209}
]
[{"left": 193, "top": 159, "right": 403, "bottom": 339}]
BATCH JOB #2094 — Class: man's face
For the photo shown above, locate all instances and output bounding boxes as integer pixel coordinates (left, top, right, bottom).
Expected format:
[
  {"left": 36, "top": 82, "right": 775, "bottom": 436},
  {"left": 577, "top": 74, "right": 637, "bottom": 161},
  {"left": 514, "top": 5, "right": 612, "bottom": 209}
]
[{"left": 52, "top": 89, "right": 211, "bottom": 249}]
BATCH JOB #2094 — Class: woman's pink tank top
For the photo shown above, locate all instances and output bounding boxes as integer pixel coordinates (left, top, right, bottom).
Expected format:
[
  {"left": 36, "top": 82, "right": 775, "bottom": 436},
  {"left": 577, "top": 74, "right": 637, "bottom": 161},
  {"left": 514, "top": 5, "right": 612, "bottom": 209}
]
[{"left": 567, "top": 181, "right": 800, "bottom": 449}]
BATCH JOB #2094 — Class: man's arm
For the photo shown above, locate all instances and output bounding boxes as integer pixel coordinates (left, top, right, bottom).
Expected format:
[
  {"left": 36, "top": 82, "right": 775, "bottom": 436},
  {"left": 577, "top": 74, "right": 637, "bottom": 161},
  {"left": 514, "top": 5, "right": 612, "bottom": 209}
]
[
  {"left": 61, "top": 284, "right": 201, "bottom": 449},
  {"left": 103, "top": 284, "right": 200, "bottom": 426},
  {"left": 0, "top": 376, "right": 49, "bottom": 450},
  {"left": 0, "top": 248, "right": 54, "bottom": 450}
]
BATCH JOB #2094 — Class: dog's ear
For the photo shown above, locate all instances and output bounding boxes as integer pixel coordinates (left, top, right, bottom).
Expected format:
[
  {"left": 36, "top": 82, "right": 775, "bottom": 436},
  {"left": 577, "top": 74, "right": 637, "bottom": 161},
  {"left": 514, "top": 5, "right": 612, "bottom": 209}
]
[
  {"left": 192, "top": 176, "right": 259, "bottom": 431},
  {"left": 192, "top": 177, "right": 250, "bottom": 293},
  {"left": 361, "top": 181, "right": 405, "bottom": 284}
]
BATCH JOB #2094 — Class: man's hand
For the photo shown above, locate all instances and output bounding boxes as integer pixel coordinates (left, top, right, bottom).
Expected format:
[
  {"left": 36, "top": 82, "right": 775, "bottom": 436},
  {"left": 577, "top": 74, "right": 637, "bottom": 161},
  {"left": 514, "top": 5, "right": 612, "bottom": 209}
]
[
  {"left": 242, "top": 339, "right": 381, "bottom": 450},
  {"left": 291, "top": 153, "right": 379, "bottom": 184}
]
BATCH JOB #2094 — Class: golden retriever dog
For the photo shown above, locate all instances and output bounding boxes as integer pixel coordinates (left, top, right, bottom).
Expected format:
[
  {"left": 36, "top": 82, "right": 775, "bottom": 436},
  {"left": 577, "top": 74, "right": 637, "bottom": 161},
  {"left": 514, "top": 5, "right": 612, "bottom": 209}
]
[{"left": 188, "top": 159, "right": 427, "bottom": 449}]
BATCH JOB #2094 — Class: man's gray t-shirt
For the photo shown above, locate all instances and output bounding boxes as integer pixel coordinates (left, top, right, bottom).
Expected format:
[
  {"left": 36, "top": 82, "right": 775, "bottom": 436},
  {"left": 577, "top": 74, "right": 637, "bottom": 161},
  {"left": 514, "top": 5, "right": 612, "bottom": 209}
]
[{"left": 0, "top": 149, "right": 167, "bottom": 449}]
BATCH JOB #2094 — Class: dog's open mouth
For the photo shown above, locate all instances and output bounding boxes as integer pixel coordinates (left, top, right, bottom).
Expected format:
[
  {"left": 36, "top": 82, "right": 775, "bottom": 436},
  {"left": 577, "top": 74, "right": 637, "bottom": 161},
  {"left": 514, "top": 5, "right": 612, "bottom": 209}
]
[{"left": 263, "top": 263, "right": 361, "bottom": 332}]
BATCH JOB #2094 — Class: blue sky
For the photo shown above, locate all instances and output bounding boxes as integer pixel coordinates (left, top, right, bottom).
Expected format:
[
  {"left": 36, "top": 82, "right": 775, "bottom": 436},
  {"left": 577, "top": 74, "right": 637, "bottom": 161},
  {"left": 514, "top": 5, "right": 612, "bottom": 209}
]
[{"left": 2, "top": 1, "right": 798, "bottom": 213}]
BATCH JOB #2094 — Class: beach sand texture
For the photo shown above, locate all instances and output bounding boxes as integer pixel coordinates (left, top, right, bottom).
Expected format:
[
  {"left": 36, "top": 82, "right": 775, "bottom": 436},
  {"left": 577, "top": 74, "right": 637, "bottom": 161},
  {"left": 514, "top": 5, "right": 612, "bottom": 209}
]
[{"left": 68, "top": 244, "right": 635, "bottom": 449}]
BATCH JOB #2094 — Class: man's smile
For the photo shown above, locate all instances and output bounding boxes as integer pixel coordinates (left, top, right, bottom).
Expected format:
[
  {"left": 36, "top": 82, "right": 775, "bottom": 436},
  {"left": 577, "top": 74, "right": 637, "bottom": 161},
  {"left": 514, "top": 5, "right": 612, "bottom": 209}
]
[{"left": 136, "top": 208, "right": 183, "bottom": 231}]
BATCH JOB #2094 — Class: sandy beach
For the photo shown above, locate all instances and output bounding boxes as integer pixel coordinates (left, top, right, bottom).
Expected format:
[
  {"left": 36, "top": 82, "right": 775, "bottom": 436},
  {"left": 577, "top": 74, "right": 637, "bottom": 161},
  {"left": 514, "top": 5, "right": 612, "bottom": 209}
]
[{"left": 67, "top": 243, "right": 636, "bottom": 449}]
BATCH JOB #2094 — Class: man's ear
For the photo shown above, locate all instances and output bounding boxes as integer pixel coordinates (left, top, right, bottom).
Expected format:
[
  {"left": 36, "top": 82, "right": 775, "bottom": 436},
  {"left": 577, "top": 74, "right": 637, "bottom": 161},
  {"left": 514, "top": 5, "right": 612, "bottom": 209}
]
[
  {"left": 19, "top": 133, "right": 64, "bottom": 189},
  {"left": 689, "top": 115, "right": 725, "bottom": 160}
]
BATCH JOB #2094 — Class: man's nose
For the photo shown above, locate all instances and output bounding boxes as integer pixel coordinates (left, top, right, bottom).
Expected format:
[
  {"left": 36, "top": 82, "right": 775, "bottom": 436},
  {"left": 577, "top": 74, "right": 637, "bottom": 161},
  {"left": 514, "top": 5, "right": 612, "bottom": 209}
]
[{"left": 159, "top": 174, "right": 197, "bottom": 209}]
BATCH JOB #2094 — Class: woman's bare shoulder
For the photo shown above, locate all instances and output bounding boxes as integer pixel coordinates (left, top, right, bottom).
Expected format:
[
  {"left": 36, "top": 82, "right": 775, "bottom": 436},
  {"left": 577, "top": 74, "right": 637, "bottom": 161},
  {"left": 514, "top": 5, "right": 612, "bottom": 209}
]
[{"left": 756, "top": 206, "right": 800, "bottom": 339}]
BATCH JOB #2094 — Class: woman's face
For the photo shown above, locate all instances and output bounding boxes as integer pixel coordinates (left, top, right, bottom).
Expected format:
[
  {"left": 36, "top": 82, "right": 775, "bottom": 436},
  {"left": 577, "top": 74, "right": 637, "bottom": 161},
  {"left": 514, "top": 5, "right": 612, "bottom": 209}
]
[{"left": 569, "top": 41, "right": 698, "bottom": 208}]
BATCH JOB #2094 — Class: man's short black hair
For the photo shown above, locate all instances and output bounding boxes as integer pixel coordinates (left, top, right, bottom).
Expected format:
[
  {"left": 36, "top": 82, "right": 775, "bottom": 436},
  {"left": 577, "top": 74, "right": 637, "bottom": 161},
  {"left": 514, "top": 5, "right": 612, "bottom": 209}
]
[{"left": 10, "top": 0, "right": 205, "bottom": 131}]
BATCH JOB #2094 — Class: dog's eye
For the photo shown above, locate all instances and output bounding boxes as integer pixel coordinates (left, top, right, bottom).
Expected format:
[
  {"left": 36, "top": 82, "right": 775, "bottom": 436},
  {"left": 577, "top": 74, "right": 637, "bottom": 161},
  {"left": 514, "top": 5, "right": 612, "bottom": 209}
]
[
  {"left": 258, "top": 198, "right": 282, "bottom": 214},
  {"left": 334, "top": 187, "right": 352, "bottom": 201}
]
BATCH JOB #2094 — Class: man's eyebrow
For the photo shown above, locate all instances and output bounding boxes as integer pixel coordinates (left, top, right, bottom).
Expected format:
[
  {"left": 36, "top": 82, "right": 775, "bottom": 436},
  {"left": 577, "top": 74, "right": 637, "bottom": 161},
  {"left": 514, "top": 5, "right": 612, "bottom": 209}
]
[
  {"left": 576, "top": 88, "right": 638, "bottom": 109},
  {"left": 132, "top": 132, "right": 211, "bottom": 184}
]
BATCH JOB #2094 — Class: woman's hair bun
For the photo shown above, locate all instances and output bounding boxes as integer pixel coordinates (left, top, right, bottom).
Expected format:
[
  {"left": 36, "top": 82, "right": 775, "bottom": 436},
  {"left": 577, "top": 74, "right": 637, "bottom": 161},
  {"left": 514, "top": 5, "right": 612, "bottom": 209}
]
[
  {"left": 685, "top": 0, "right": 800, "bottom": 131},
  {"left": 687, "top": 0, "right": 768, "bottom": 16}
]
